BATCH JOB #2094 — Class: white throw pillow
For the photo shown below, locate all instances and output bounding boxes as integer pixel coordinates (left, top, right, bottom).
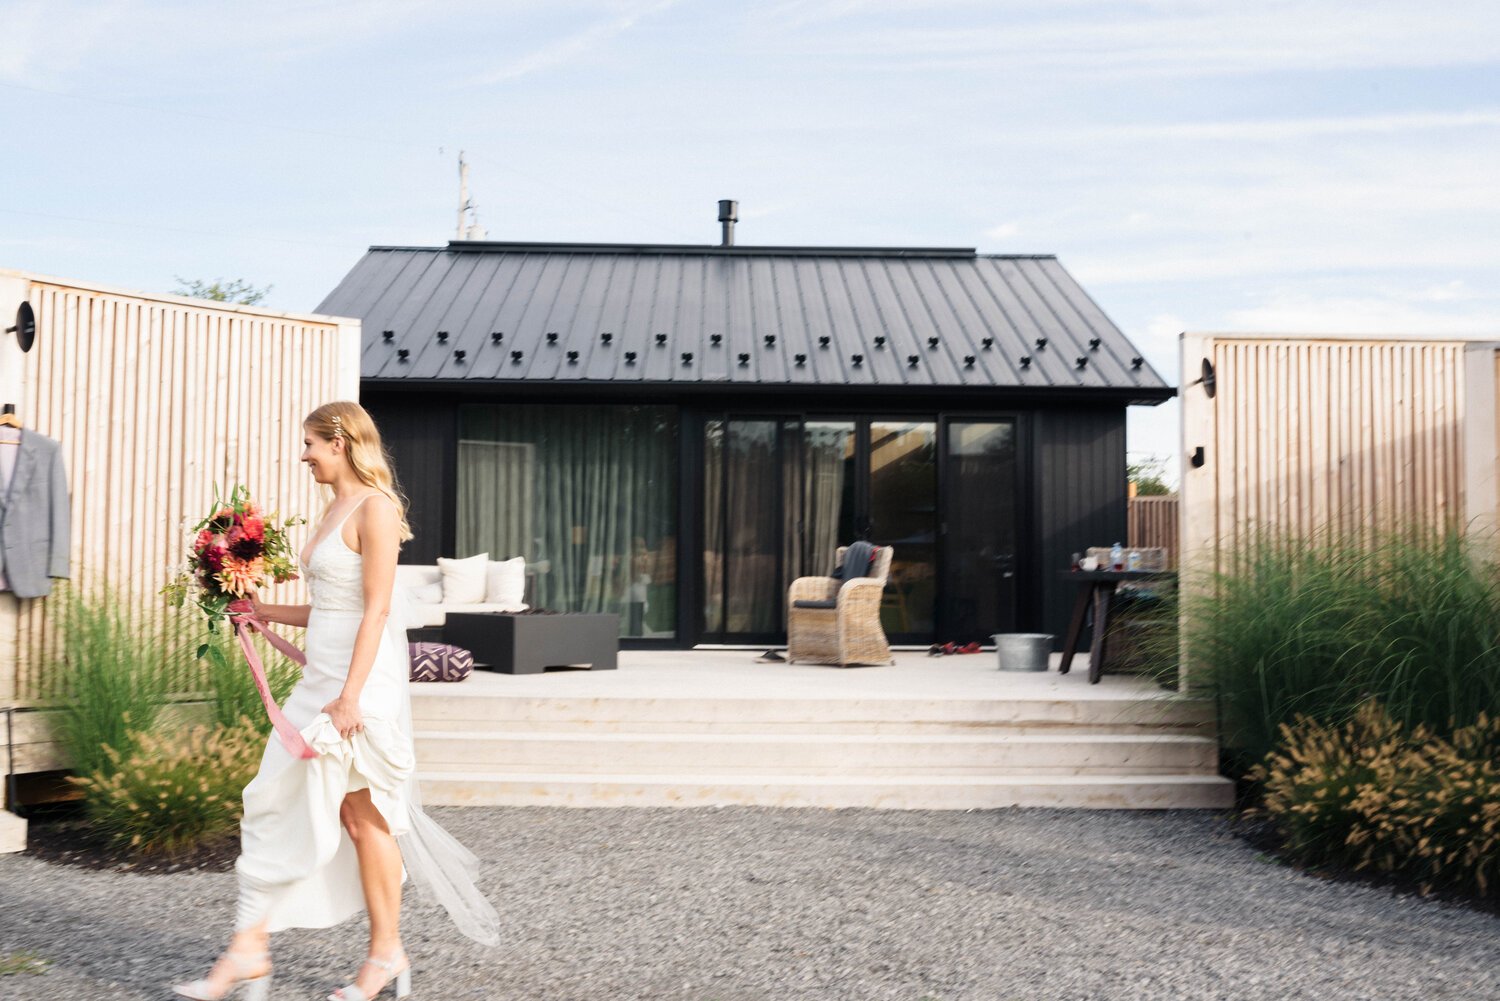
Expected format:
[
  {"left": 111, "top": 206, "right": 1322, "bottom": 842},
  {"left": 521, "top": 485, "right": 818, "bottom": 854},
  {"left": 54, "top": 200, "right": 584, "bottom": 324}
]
[
  {"left": 485, "top": 557, "right": 528, "bottom": 611},
  {"left": 412, "top": 581, "right": 444, "bottom": 604},
  {"left": 438, "top": 553, "right": 489, "bottom": 604}
]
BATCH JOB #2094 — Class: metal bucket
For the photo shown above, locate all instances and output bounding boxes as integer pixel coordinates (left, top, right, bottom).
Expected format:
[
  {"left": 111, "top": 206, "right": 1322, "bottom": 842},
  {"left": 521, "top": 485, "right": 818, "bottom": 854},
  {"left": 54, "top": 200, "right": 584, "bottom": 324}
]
[{"left": 992, "top": 633, "right": 1053, "bottom": 672}]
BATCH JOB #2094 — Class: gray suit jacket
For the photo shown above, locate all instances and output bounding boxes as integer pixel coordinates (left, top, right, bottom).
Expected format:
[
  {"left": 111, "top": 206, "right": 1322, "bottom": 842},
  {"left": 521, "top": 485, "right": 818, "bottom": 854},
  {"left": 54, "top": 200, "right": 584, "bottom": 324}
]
[{"left": 0, "top": 429, "right": 72, "bottom": 599}]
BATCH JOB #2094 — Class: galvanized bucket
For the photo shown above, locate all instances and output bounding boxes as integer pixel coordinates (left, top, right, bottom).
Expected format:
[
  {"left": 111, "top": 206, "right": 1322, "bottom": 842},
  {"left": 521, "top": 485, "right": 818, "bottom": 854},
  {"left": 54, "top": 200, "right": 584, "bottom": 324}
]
[{"left": 992, "top": 633, "right": 1053, "bottom": 672}]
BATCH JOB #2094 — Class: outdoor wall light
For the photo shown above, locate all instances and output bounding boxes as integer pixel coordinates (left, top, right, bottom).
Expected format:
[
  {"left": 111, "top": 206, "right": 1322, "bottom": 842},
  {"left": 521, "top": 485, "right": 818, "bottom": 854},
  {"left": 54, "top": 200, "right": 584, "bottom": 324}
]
[
  {"left": 710, "top": 333, "right": 723, "bottom": 346},
  {"left": 1190, "top": 446, "right": 1206, "bottom": 468},
  {"left": 397, "top": 349, "right": 410, "bottom": 362},
  {"left": 491, "top": 331, "right": 504, "bottom": 343},
  {"left": 381, "top": 330, "right": 394, "bottom": 342},
  {"left": 511, "top": 350, "right": 523, "bottom": 362},
  {"left": 1188, "top": 358, "right": 1217, "bottom": 398},
  {"left": 819, "top": 336, "right": 831, "bottom": 348},
  {"left": 907, "top": 354, "right": 919, "bottom": 367},
  {"left": 453, "top": 349, "right": 466, "bottom": 363},
  {"left": 546, "top": 332, "right": 559, "bottom": 344},
  {"left": 794, "top": 353, "right": 807, "bottom": 365},
  {"left": 436, "top": 330, "right": 449, "bottom": 342},
  {"left": 625, "top": 351, "right": 638, "bottom": 364},
  {"left": 981, "top": 337, "right": 994, "bottom": 349},
  {"left": 1034, "top": 337, "right": 1048, "bottom": 350},
  {"left": 567, "top": 351, "right": 580, "bottom": 363},
  {"left": 874, "top": 336, "right": 886, "bottom": 348},
  {"left": 655, "top": 333, "right": 668, "bottom": 346},
  {"left": 737, "top": 352, "right": 750, "bottom": 365},
  {"left": 600, "top": 332, "right": 612, "bottom": 344},
  {"left": 1019, "top": 355, "right": 1031, "bottom": 368},
  {"left": 5, "top": 302, "right": 35, "bottom": 352},
  {"left": 680, "top": 352, "right": 693, "bottom": 364}
]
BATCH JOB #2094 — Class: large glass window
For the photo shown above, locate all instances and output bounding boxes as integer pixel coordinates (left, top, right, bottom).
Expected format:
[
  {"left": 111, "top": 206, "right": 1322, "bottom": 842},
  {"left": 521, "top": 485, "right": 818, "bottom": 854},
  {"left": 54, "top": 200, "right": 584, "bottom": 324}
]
[{"left": 458, "top": 405, "right": 678, "bottom": 638}]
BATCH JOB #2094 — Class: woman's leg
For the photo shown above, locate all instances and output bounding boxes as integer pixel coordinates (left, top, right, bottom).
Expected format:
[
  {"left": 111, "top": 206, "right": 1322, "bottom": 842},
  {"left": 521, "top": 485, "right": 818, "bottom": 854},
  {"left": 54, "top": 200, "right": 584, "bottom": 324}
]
[{"left": 340, "top": 789, "right": 405, "bottom": 993}]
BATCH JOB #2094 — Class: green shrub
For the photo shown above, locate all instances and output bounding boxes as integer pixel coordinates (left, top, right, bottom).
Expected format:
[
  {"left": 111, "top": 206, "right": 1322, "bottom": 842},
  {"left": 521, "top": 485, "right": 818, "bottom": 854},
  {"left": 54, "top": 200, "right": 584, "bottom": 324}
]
[
  {"left": 1255, "top": 703, "right": 1500, "bottom": 898},
  {"left": 50, "top": 590, "right": 174, "bottom": 778},
  {"left": 1185, "top": 529, "right": 1500, "bottom": 775},
  {"left": 70, "top": 719, "right": 266, "bottom": 857}
]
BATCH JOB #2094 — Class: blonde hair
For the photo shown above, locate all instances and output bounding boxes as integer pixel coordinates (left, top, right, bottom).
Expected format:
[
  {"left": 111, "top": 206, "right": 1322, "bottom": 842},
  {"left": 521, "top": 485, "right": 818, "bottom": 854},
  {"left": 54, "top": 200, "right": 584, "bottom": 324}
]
[{"left": 305, "top": 401, "right": 414, "bottom": 542}]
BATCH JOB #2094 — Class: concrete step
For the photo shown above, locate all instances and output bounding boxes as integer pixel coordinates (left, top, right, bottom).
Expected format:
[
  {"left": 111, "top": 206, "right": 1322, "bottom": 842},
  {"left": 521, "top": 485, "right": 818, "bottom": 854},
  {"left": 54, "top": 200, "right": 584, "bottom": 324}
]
[
  {"left": 416, "top": 770, "right": 1236, "bottom": 810},
  {"left": 414, "top": 730, "right": 1219, "bottom": 776},
  {"left": 409, "top": 695, "right": 1215, "bottom": 735}
]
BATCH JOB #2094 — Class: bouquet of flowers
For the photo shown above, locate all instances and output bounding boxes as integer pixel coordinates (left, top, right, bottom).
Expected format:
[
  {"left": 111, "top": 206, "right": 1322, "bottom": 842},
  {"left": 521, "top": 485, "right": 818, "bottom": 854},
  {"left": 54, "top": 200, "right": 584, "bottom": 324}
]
[{"left": 161, "top": 484, "right": 304, "bottom": 627}]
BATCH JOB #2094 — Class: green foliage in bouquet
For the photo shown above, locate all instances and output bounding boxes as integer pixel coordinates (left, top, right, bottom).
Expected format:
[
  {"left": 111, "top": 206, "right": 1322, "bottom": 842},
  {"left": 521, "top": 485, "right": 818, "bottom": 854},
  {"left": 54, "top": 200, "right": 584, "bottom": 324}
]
[{"left": 160, "top": 483, "right": 303, "bottom": 626}]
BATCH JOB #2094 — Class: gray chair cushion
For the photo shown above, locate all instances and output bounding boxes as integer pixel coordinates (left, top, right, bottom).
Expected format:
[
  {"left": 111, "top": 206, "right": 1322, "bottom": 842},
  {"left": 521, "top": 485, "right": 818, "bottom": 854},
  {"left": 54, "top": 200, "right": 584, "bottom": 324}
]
[{"left": 791, "top": 598, "right": 839, "bottom": 610}]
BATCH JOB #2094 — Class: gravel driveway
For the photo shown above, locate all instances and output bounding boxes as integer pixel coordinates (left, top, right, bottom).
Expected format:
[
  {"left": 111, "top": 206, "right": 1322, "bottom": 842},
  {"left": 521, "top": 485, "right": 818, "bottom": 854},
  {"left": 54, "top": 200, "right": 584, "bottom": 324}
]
[{"left": 1, "top": 807, "right": 1495, "bottom": 1000}]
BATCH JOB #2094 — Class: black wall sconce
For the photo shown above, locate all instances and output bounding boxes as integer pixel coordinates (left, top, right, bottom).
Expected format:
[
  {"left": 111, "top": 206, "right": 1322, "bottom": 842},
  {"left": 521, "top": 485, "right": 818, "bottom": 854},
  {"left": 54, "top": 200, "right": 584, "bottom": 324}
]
[
  {"left": 1190, "top": 446, "right": 1206, "bottom": 468},
  {"left": 6, "top": 302, "right": 36, "bottom": 352},
  {"left": 1189, "top": 357, "right": 1217, "bottom": 398}
]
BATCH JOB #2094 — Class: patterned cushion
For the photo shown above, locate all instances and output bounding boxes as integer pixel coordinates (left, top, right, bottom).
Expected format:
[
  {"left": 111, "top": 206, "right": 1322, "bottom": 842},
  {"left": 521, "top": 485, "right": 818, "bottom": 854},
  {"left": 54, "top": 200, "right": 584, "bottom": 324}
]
[{"left": 408, "top": 642, "right": 474, "bottom": 682}]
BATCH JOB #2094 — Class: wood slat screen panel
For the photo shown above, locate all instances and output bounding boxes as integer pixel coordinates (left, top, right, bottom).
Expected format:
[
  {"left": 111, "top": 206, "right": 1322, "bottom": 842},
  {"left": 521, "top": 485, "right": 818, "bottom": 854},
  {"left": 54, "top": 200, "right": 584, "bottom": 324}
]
[
  {"left": 7, "top": 281, "right": 357, "bottom": 703},
  {"left": 1128, "top": 496, "right": 1179, "bottom": 568},
  {"left": 1192, "top": 337, "right": 1466, "bottom": 576}
]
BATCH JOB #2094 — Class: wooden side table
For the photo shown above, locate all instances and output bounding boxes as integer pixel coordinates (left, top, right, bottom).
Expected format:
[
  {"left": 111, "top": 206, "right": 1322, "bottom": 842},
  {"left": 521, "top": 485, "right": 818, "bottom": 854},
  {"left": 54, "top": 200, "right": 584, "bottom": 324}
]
[{"left": 1058, "top": 571, "right": 1177, "bottom": 684}]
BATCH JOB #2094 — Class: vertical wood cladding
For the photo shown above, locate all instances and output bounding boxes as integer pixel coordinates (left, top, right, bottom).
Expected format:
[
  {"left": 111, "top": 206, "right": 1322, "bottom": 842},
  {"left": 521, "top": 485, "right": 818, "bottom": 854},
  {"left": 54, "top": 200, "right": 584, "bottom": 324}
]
[
  {"left": 1034, "top": 406, "right": 1128, "bottom": 648},
  {"left": 363, "top": 392, "right": 457, "bottom": 565}
]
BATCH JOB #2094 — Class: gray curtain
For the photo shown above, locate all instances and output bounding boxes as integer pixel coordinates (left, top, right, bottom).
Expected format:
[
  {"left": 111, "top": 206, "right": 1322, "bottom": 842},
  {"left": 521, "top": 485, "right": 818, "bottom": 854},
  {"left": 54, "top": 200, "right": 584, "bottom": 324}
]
[{"left": 458, "top": 406, "right": 677, "bottom": 638}]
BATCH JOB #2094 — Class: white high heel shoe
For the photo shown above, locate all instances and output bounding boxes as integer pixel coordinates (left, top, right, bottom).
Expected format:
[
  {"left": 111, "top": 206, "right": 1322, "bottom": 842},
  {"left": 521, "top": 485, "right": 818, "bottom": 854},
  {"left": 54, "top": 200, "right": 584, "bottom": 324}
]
[
  {"left": 329, "top": 952, "right": 411, "bottom": 1001},
  {"left": 172, "top": 951, "right": 272, "bottom": 1001}
]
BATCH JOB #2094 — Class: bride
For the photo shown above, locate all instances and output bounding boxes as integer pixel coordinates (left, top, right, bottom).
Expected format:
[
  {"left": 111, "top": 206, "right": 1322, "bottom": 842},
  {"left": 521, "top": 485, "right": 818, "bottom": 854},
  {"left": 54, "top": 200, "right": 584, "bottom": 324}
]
[{"left": 174, "top": 401, "right": 499, "bottom": 1001}]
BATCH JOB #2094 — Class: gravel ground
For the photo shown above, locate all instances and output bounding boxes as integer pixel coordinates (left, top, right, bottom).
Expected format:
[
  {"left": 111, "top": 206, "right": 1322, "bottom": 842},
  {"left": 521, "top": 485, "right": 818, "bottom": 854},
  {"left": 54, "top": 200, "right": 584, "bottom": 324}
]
[{"left": 1, "top": 807, "right": 1496, "bottom": 1001}]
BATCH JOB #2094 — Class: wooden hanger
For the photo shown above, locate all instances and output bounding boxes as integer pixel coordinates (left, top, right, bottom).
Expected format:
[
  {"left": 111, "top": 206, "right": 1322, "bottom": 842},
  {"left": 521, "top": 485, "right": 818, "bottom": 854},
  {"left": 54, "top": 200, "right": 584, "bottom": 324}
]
[{"left": 0, "top": 404, "right": 21, "bottom": 434}]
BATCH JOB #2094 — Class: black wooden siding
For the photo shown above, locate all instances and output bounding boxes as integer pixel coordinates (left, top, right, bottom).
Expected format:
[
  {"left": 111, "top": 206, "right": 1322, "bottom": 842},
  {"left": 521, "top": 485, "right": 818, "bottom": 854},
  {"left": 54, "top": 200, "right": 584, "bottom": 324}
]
[{"left": 364, "top": 386, "right": 1128, "bottom": 649}]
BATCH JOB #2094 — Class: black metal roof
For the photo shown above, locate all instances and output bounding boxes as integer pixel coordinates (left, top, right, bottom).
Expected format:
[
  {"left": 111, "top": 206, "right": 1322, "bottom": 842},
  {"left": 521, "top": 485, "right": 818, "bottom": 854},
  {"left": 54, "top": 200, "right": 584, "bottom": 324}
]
[{"left": 318, "top": 241, "right": 1172, "bottom": 403}]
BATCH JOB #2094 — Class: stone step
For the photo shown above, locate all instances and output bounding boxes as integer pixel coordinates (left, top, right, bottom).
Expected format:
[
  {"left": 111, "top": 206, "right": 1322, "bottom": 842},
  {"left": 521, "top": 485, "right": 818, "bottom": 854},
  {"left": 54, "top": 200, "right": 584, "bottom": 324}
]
[
  {"left": 416, "top": 770, "right": 1236, "bottom": 810},
  {"left": 414, "top": 730, "right": 1219, "bottom": 776},
  {"left": 409, "top": 695, "right": 1215, "bottom": 735}
]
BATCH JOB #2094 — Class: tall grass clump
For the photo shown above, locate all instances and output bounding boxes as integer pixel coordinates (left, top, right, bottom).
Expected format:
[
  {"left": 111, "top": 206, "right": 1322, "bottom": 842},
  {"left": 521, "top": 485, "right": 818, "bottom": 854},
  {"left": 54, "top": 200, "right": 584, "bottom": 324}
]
[
  {"left": 200, "top": 629, "right": 298, "bottom": 734},
  {"left": 70, "top": 718, "right": 266, "bottom": 857},
  {"left": 50, "top": 589, "right": 174, "bottom": 778},
  {"left": 1186, "top": 527, "right": 1500, "bottom": 778}
]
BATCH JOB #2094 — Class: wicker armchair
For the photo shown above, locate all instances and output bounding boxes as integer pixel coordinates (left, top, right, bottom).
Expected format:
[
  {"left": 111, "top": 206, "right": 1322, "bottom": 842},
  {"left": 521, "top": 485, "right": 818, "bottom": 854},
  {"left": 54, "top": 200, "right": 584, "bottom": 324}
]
[{"left": 786, "top": 545, "right": 895, "bottom": 666}]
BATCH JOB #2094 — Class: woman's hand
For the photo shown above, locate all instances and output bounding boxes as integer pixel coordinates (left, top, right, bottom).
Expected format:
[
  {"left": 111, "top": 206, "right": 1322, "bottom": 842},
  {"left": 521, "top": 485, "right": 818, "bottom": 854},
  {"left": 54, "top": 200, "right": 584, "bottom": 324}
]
[{"left": 322, "top": 696, "right": 364, "bottom": 740}]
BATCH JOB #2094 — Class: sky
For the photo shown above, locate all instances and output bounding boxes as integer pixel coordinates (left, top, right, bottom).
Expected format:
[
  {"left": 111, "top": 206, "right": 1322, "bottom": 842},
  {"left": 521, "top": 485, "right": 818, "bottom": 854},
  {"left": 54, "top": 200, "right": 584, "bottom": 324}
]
[{"left": 3, "top": 0, "right": 1499, "bottom": 481}]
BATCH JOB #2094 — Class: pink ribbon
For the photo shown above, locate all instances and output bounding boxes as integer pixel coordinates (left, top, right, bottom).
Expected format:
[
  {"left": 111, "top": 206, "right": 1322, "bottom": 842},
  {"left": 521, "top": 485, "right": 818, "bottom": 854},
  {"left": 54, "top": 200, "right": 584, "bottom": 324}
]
[{"left": 227, "top": 599, "right": 318, "bottom": 760}]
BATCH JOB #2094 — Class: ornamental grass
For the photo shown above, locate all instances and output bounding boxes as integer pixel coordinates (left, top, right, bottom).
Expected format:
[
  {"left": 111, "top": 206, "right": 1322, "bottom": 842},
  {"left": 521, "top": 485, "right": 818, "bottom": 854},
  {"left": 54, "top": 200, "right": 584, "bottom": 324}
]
[
  {"left": 1184, "top": 528, "right": 1500, "bottom": 777},
  {"left": 69, "top": 719, "right": 265, "bottom": 857},
  {"left": 1254, "top": 702, "right": 1500, "bottom": 899}
]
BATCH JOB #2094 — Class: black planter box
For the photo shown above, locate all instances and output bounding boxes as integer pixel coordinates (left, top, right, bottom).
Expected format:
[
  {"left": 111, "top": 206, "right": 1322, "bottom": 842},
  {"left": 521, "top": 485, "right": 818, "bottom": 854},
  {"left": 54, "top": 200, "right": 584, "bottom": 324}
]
[{"left": 443, "top": 612, "right": 620, "bottom": 675}]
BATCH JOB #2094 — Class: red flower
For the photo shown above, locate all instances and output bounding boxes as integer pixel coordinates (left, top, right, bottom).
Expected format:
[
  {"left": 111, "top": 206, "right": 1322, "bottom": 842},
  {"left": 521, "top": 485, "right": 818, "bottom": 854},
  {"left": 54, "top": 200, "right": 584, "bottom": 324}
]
[
  {"left": 241, "top": 516, "right": 265, "bottom": 541},
  {"left": 193, "top": 528, "right": 214, "bottom": 553},
  {"left": 200, "top": 541, "right": 227, "bottom": 572}
]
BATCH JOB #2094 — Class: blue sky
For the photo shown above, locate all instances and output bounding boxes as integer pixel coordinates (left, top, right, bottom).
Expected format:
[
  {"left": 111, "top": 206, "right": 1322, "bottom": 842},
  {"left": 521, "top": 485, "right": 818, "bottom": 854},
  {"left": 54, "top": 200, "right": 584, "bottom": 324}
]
[{"left": 3, "top": 0, "right": 1499, "bottom": 477}]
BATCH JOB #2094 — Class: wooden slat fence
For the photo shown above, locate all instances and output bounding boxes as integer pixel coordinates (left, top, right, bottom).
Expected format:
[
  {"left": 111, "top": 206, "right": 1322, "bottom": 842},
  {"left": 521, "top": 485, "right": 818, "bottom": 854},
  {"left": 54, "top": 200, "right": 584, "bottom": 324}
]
[{"left": 1128, "top": 496, "right": 1178, "bottom": 568}]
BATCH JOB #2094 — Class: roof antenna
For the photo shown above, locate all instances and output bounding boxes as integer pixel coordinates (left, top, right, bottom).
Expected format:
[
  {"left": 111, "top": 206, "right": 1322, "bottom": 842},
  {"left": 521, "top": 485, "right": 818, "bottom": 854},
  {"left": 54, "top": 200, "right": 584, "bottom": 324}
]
[{"left": 456, "top": 151, "right": 487, "bottom": 241}]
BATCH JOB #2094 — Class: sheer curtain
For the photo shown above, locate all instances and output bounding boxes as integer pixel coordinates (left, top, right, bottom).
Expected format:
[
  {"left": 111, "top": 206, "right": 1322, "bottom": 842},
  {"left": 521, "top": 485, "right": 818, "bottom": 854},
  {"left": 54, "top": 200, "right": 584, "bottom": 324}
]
[{"left": 457, "top": 406, "right": 677, "bottom": 638}]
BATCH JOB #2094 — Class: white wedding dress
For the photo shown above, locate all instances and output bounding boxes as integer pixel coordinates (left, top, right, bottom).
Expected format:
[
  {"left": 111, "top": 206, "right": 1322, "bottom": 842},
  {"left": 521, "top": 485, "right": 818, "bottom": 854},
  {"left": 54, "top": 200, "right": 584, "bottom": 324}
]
[{"left": 233, "top": 494, "right": 499, "bottom": 944}]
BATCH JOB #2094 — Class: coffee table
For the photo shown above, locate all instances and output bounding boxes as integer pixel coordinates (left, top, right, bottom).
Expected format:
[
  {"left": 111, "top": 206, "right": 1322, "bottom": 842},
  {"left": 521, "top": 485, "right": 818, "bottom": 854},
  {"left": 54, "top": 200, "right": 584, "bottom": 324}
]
[{"left": 443, "top": 612, "right": 619, "bottom": 675}]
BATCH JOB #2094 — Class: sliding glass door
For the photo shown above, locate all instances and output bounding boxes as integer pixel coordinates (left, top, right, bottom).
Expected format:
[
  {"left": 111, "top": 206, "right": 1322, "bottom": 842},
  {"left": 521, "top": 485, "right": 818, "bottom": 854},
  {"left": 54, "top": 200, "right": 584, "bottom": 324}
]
[{"left": 941, "top": 419, "right": 1020, "bottom": 643}]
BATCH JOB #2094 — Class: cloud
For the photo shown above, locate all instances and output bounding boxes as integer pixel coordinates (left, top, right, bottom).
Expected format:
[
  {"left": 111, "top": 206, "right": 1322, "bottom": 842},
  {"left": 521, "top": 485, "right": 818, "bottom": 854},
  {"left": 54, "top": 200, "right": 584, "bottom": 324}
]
[
  {"left": 984, "top": 221, "right": 1020, "bottom": 240},
  {"left": 474, "top": 0, "right": 680, "bottom": 84},
  {"left": 1222, "top": 294, "right": 1500, "bottom": 336}
]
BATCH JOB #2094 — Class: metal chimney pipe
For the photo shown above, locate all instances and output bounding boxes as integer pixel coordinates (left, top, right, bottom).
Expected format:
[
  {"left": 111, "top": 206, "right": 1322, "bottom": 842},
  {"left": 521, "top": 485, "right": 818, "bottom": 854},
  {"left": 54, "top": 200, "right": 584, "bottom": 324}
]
[{"left": 718, "top": 199, "right": 738, "bottom": 247}]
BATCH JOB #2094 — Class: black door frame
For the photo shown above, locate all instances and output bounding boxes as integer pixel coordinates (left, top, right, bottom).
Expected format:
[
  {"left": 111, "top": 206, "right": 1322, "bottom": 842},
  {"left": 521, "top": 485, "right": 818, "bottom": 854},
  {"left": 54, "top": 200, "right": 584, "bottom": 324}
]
[
  {"left": 935, "top": 411, "right": 1033, "bottom": 643},
  {"left": 688, "top": 406, "right": 1035, "bottom": 648}
]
